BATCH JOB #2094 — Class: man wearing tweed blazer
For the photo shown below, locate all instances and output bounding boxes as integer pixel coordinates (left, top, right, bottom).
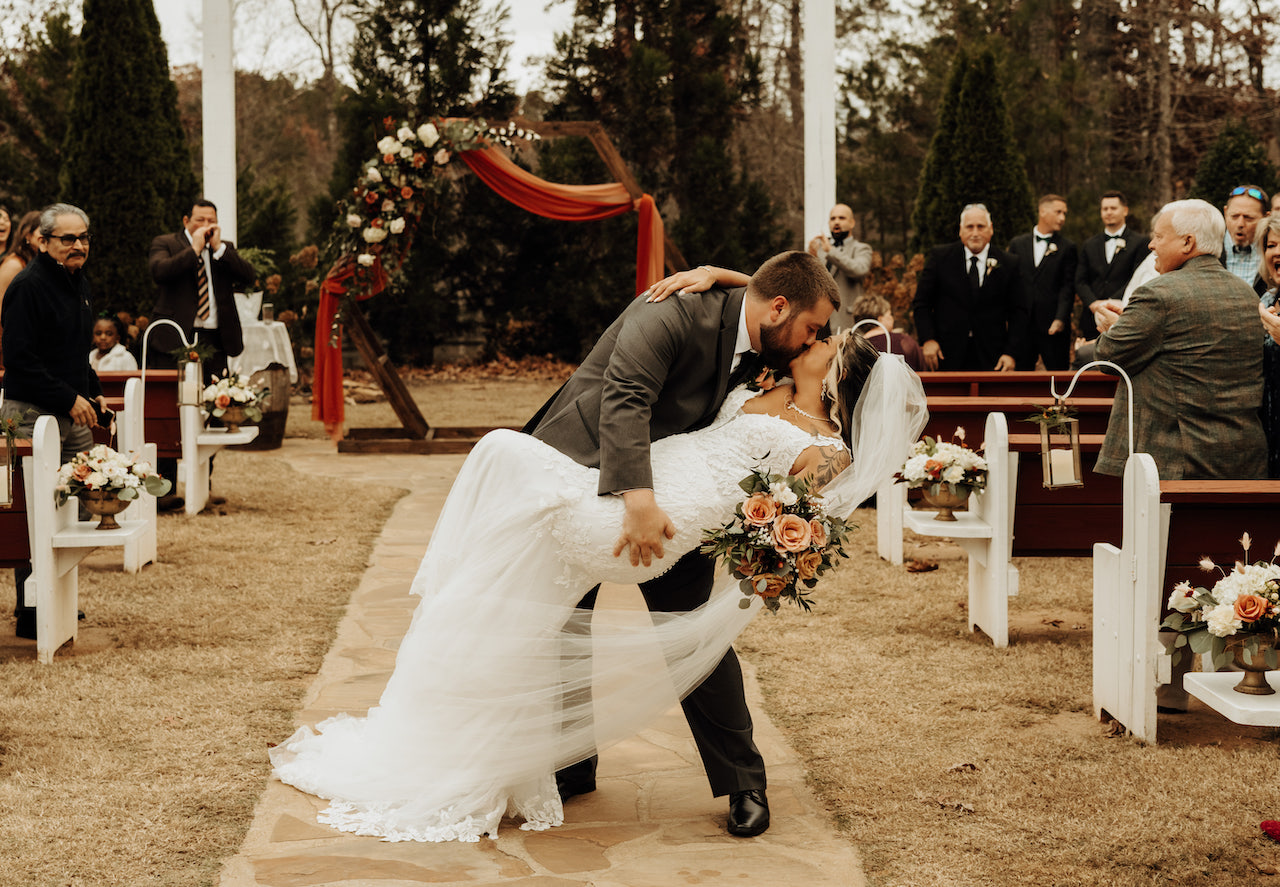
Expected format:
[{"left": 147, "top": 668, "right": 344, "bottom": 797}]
[
  {"left": 527, "top": 251, "right": 836, "bottom": 837},
  {"left": 807, "top": 204, "right": 873, "bottom": 333},
  {"left": 1094, "top": 199, "right": 1266, "bottom": 480}
]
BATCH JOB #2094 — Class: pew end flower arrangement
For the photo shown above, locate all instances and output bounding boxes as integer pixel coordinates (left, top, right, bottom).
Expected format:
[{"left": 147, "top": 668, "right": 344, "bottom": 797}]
[
  {"left": 1162, "top": 533, "right": 1280, "bottom": 672},
  {"left": 55, "top": 445, "right": 171, "bottom": 507},
  {"left": 700, "top": 467, "right": 852, "bottom": 613},
  {"left": 894, "top": 426, "right": 988, "bottom": 494},
  {"left": 202, "top": 371, "right": 269, "bottom": 426}
]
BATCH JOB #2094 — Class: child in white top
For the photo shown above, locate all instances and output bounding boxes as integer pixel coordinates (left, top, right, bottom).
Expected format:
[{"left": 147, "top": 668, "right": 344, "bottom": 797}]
[{"left": 88, "top": 315, "right": 138, "bottom": 372}]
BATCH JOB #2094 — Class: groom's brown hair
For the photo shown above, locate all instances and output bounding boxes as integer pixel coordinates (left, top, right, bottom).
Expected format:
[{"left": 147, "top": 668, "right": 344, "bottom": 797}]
[{"left": 747, "top": 250, "right": 840, "bottom": 310}]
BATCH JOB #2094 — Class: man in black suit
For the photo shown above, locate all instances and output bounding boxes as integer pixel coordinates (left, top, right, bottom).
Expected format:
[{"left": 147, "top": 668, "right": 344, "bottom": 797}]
[
  {"left": 148, "top": 199, "right": 256, "bottom": 381},
  {"left": 1007, "top": 194, "right": 1078, "bottom": 370},
  {"left": 912, "top": 203, "right": 1027, "bottom": 371},
  {"left": 1074, "top": 190, "right": 1149, "bottom": 343},
  {"left": 527, "top": 251, "right": 837, "bottom": 837},
  {"left": 148, "top": 199, "right": 256, "bottom": 509}
]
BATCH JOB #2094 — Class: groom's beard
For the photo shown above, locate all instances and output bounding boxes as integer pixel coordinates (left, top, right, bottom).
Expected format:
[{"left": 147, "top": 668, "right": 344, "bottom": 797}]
[{"left": 758, "top": 318, "right": 808, "bottom": 370}]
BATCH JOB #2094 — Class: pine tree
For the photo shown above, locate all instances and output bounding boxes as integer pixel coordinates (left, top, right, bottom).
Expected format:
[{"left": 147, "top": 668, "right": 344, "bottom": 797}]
[
  {"left": 1189, "top": 120, "right": 1279, "bottom": 207},
  {"left": 60, "top": 0, "right": 196, "bottom": 313},
  {"left": 909, "top": 50, "right": 967, "bottom": 253}
]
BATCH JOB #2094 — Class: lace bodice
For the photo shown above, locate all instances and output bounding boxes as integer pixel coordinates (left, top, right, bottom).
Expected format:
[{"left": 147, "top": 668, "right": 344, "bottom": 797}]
[{"left": 544, "top": 385, "right": 846, "bottom": 585}]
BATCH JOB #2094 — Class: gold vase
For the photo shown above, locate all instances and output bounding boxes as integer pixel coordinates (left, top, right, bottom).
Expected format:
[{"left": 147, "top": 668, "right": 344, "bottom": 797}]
[
  {"left": 920, "top": 484, "right": 971, "bottom": 522},
  {"left": 78, "top": 489, "right": 131, "bottom": 531},
  {"left": 218, "top": 405, "right": 248, "bottom": 433},
  {"left": 1230, "top": 637, "right": 1276, "bottom": 696}
]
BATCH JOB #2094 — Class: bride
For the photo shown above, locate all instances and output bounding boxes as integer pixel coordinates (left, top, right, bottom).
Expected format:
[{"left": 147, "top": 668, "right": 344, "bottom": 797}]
[{"left": 271, "top": 324, "right": 926, "bottom": 843}]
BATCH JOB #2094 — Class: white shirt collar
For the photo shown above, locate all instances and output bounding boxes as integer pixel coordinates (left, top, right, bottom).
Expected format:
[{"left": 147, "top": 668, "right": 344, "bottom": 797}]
[
  {"left": 964, "top": 244, "right": 991, "bottom": 264},
  {"left": 1104, "top": 224, "right": 1127, "bottom": 237},
  {"left": 734, "top": 297, "right": 753, "bottom": 359}
]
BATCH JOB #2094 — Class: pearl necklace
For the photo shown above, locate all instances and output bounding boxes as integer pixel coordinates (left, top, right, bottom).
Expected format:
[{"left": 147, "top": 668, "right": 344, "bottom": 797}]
[{"left": 785, "top": 396, "right": 831, "bottom": 426}]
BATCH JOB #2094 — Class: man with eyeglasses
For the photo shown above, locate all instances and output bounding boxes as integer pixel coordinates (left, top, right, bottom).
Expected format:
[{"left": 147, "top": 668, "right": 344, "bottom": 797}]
[
  {"left": 1221, "top": 184, "right": 1270, "bottom": 294},
  {"left": 0, "top": 203, "right": 110, "bottom": 639}
]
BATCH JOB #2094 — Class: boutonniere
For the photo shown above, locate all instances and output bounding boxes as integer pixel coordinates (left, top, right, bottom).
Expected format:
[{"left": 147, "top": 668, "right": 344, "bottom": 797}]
[
  {"left": 747, "top": 367, "right": 777, "bottom": 392},
  {"left": 985, "top": 257, "right": 999, "bottom": 274},
  {"left": 1114, "top": 238, "right": 1126, "bottom": 253},
  {"left": 1044, "top": 242, "right": 1058, "bottom": 257}
]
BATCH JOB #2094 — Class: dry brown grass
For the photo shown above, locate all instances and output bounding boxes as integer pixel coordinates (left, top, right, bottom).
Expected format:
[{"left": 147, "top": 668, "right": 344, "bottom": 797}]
[
  {"left": 0, "top": 449, "right": 402, "bottom": 887},
  {"left": 6, "top": 375, "right": 1280, "bottom": 886},
  {"left": 739, "top": 518, "right": 1280, "bottom": 886}
]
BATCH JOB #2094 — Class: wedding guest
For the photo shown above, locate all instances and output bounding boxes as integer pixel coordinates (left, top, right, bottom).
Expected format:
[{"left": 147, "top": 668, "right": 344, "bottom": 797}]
[
  {"left": 1254, "top": 215, "right": 1280, "bottom": 477},
  {"left": 807, "top": 203, "right": 873, "bottom": 333},
  {"left": 1007, "top": 194, "right": 1077, "bottom": 370},
  {"left": 0, "top": 211, "right": 40, "bottom": 369},
  {"left": 1221, "top": 184, "right": 1269, "bottom": 294},
  {"left": 88, "top": 314, "right": 138, "bottom": 372},
  {"left": 851, "top": 293, "right": 922, "bottom": 371},
  {"left": 0, "top": 205, "right": 11, "bottom": 256},
  {"left": 1073, "top": 191, "right": 1149, "bottom": 367}
]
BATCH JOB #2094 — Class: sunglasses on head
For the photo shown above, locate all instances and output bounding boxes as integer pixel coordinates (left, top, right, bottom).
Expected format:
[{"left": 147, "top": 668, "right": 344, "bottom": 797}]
[{"left": 1229, "top": 185, "right": 1267, "bottom": 203}]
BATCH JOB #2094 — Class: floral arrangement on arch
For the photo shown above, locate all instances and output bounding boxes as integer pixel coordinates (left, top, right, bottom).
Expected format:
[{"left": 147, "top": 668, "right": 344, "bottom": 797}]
[
  {"left": 894, "top": 427, "right": 988, "bottom": 494},
  {"left": 55, "top": 445, "right": 171, "bottom": 507},
  {"left": 1163, "top": 533, "right": 1280, "bottom": 669},
  {"left": 202, "top": 370, "right": 269, "bottom": 423},
  {"left": 700, "top": 467, "right": 853, "bottom": 613},
  {"left": 334, "top": 116, "right": 538, "bottom": 294}
]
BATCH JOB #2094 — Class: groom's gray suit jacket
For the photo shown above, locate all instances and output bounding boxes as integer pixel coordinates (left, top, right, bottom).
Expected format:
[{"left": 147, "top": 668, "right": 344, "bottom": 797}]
[{"left": 528, "top": 286, "right": 745, "bottom": 495}]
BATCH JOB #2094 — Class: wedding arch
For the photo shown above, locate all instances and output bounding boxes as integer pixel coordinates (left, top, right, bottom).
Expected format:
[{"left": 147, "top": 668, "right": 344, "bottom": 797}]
[{"left": 312, "top": 116, "right": 686, "bottom": 452}]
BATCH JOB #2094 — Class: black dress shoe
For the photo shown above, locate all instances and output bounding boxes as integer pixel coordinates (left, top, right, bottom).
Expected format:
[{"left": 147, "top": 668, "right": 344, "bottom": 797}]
[
  {"left": 157, "top": 494, "right": 185, "bottom": 513},
  {"left": 555, "top": 756, "right": 597, "bottom": 802},
  {"left": 727, "top": 788, "right": 770, "bottom": 837}
]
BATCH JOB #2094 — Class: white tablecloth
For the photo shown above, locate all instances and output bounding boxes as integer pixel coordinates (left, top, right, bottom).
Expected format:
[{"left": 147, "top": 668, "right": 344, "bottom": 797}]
[{"left": 229, "top": 321, "right": 298, "bottom": 384}]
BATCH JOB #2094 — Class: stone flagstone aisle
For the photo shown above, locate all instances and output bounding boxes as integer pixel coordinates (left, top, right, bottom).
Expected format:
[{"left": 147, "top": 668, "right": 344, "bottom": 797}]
[{"left": 217, "top": 439, "right": 866, "bottom": 887}]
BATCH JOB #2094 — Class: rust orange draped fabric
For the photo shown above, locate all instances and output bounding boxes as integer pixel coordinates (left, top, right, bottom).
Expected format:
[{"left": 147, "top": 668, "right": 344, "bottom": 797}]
[
  {"left": 312, "top": 257, "right": 386, "bottom": 442},
  {"left": 313, "top": 145, "right": 665, "bottom": 442},
  {"left": 458, "top": 147, "right": 664, "bottom": 296}
]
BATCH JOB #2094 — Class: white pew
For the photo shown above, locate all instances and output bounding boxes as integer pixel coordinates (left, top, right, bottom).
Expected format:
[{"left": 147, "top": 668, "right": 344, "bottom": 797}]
[
  {"left": 22, "top": 416, "right": 150, "bottom": 664},
  {"left": 1091, "top": 453, "right": 1166, "bottom": 744},
  {"left": 891, "top": 411, "right": 1019, "bottom": 647},
  {"left": 174, "top": 361, "right": 258, "bottom": 515},
  {"left": 116, "top": 377, "right": 157, "bottom": 573}
]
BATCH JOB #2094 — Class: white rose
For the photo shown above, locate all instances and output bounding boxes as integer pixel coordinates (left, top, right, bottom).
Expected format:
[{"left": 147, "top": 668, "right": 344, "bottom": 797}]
[
  {"left": 397, "top": 126, "right": 415, "bottom": 142},
  {"left": 1167, "top": 581, "right": 1199, "bottom": 613},
  {"left": 389, "top": 217, "right": 406, "bottom": 234},
  {"left": 357, "top": 253, "right": 375, "bottom": 267},
  {"left": 1205, "top": 603, "right": 1242, "bottom": 637},
  {"left": 434, "top": 148, "right": 450, "bottom": 165},
  {"left": 769, "top": 482, "right": 798, "bottom": 507},
  {"left": 346, "top": 213, "right": 363, "bottom": 228},
  {"left": 366, "top": 167, "right": 382, "bottom": 183},
  {"left": 943, "top": 465, "right": 965, "bottom": 484},
  {"left": 399, "top": 146, "right": 414, "bottom": 159},
  {"left": 417, "top": 123, "right": 439, "bottom": 146},
  {"left": 381, "top": 199, "right": 396, "bottom": 213},
  {"left": 362, "top": 226, "right": 388, "bottom": 243},
  {"left": 376, "top": 136, "right": 401, "bottom": 156}
]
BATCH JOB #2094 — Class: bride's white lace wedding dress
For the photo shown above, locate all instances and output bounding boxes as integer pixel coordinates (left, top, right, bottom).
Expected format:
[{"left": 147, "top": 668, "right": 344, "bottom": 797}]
[{"left": 271, "top": 359, "right": 926, "bottom": 843}]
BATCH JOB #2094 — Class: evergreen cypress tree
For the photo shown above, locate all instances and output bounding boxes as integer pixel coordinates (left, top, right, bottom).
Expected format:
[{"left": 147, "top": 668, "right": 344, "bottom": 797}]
[
  {"left": 1189, "top": 120, "right": 1279, "bottom": 207},
  {"left": 910, "top": 50, "right": 968, "bottom": 253},
  {"left": 910, "top": 49, "right": 1033, "bottom": 251},
  {"left": 60, "top": 0, "right": 195, "bottom": 313}
]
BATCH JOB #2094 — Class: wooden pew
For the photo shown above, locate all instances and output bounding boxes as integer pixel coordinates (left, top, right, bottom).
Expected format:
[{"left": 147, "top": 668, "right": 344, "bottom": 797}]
[
  {"left": 0, "top": 439, "right": 33, "bottom": 568},
  {"left": 916, "top": 370, "right": 1117, "bottom": 442},
  {"left": 1093, "top": 461, "right": 1280, "bottom": 742}
]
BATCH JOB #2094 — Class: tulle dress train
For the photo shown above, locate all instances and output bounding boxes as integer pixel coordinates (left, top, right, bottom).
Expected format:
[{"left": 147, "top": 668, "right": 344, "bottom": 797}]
[{"left": 269, "top": 387, "right": 841, "bottom": 842}]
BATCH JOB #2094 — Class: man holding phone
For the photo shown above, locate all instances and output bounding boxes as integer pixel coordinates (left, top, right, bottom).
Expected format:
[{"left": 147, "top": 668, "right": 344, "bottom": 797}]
[{"left": 0, "top": 203, "right": 110, "bottom": 639}]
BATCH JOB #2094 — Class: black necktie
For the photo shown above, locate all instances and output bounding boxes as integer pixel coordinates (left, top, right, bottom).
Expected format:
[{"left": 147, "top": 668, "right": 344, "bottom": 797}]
[
  {"left": 968, "top": 256, "right": 980, "bottom": 290},
  {"left": 728, "top": 351, "right": 760, "bottom": 391},
  {"left": 1035, "top": 234, "right": 1051, "bottom": 243}
]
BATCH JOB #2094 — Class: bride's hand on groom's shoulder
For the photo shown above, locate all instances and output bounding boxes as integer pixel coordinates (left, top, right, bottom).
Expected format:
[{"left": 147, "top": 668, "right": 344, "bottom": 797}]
[
  {"left": 643, "top": 266, "right": 718, "bottom": 303},
  {"left": 614, "top": 489, "right": 677, "bottom": 567}
]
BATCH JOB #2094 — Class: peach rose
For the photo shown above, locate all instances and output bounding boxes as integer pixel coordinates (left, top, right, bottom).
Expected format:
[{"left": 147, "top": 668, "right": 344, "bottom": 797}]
[
  {"left": 758, "top": 575, "right": 788, "bottom": 598},
  {"left": 772, "top": 513, "right": 812, "bottom": 552},
  {"left": 925, "top": 458, "right": 944, "bottom": 479},
  {"left": 735, "top": 553, "right": 763, "bottom": 578},
  {"left": 73, "top": 463, "right": 92, "bottom": 481},
  {"left": 215, "top": 392, "right": 232, "bottom": 408},
  {"left": 795, "top": 550, "right": 822, "bottom": 581},
  {"left": 1235, "top": 594, "right": 1269, "bottom": 623},
  {"left": 741, "top": 493, "right": 777, "bottom": 527},
  {"left": 809, "top": 519, "right": 828, "bottom": 549}
]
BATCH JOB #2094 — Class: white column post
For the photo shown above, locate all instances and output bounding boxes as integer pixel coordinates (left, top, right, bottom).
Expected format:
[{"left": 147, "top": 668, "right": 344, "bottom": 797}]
[
  {"left": 802, "top": 0, "right": 836, "bottom": 246},
  {"left": 201, "top": 0, "right": 238, "bottom": 243}
]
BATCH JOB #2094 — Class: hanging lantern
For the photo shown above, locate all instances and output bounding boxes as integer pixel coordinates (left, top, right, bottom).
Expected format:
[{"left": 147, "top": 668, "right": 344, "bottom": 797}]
[
  {"left": 1039, "top": 402, "right": 1082, "bottom": 489},
  {"left": 178, "top": 357, "right": 204, "bottom": 409}
]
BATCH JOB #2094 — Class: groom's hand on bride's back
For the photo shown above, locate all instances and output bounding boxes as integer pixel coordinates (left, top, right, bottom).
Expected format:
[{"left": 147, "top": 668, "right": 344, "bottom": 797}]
[{"left": 615, "top": 489, "right": 677, "bottom": 567}]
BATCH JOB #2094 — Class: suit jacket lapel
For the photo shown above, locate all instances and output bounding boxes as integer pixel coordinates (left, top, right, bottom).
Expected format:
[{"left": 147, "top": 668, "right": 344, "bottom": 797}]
[{"left": 704, "top": 288, "right": 746, "bottom": 426}]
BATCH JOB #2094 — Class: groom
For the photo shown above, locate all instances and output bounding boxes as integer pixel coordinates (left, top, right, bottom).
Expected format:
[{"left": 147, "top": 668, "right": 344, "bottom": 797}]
[{"left": 526, "top": 250, "right": 837, "bottom": 837}]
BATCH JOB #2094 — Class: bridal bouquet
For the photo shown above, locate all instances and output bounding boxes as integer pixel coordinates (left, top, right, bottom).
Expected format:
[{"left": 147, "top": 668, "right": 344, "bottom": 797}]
[
  {"left": 700, "top": 467, "right": 853, "bottom": 613},
  {"left": 894, "top": 427, "right": 988, "bottom": 494},
  {"left": 1162, "top": 533, "right": 1280, "bottom": 669},
  {"left": 55, "top": 444, "right": 171, "bottom": 506},
  {"left": 202, "top": 371, "right": 268, "bottom": 423}
]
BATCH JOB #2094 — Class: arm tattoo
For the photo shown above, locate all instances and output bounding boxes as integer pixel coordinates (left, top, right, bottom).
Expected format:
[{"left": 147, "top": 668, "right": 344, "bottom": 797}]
[{"left": 810, "top": 446, "right": 852, "bottom": 491}]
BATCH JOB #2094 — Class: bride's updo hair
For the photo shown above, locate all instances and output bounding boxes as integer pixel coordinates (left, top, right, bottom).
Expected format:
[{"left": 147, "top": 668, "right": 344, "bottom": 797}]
[{"left": 822, "top": 331, "right": 881, "bottom": 446}]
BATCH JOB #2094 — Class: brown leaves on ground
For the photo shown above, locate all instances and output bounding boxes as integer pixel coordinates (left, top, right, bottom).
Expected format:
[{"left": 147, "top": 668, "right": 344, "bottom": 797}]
[{"left": 905, "top": 557, "right": 938, "bottom": 572}]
